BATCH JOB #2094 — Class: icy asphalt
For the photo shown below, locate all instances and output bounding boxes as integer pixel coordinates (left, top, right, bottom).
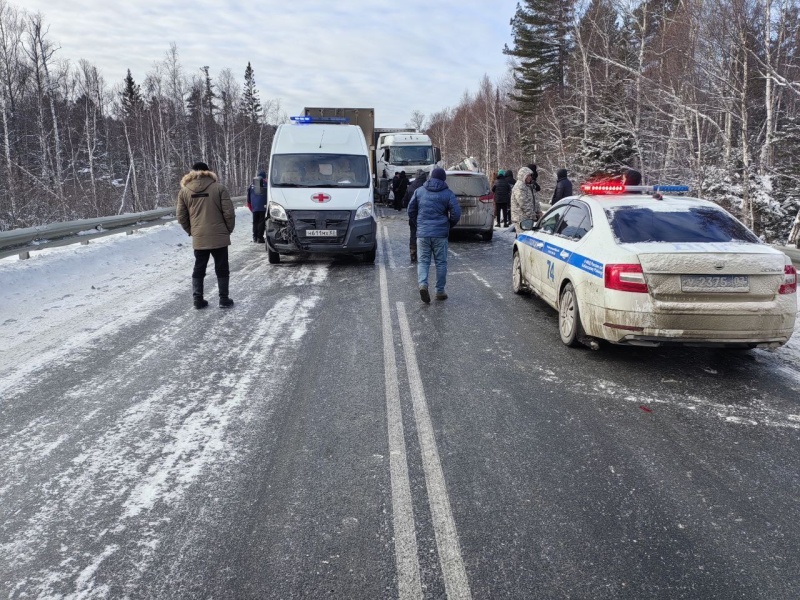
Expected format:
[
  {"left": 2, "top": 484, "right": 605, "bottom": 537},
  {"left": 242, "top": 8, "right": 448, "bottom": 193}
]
[{"left": 0, "top": 206, "right": 799, "bottom": 599}]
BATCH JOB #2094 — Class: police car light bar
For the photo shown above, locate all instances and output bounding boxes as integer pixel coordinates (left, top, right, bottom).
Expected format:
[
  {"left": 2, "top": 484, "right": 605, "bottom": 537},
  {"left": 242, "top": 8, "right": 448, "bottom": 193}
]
[
  {"left": 290, "top": 116, "right": 350, "bottom": 124},
  {"left": 580, "top": 183, "right": 690, "bottom": 195},
  {"left": 580, "top": 183, "right": 625, "bottom": 194}
]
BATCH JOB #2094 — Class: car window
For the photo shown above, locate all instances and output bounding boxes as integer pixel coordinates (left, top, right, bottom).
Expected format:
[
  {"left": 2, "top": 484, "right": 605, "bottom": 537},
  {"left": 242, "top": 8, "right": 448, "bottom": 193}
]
[
  {"left": 555, "top": 204, "right": 592, "bottom": 240},
  {"left": 605, "top": 206, "right": 760, "bottom": 244},
  {"left": 447, "top": 175, "right": 490, "bottom": 197},
  {"left": 538, "top": 205, "right": 570, "bottom": 234}
]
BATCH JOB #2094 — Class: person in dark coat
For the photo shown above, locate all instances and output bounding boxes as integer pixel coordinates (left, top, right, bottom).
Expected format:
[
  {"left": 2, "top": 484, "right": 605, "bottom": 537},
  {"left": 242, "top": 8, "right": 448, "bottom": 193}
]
[
  {"left": 404, "top": 170, "right": 427, "bottom": 262},
  {"left": 505, "top": 168, "right": 516, "bottom": 187},
  {"left": 552, "top": 168, "right": 574, "bottom": 204},
  {"left": 407, "top": 168, "right": 461, "bottom": 302},
  {"left": 623, "top": 168, "right": 642, "bottom": 193},
  {"left": 393, "top": 171, "right": 408, "bottom": 211},
  {"left": 176, "top": 161, "right": 235, "bottom": 309},
  {"left": 247, "top": 170, "right": 267, "bottom": 243},
  {"left": 491, "top": 170, "right": 512, "bottom": 227}
]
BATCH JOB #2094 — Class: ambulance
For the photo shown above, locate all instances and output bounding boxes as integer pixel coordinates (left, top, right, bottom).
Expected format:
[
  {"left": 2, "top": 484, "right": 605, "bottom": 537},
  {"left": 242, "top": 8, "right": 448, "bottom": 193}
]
[{"left": 260, "top": 116, "right": 377, "bottom": 263}]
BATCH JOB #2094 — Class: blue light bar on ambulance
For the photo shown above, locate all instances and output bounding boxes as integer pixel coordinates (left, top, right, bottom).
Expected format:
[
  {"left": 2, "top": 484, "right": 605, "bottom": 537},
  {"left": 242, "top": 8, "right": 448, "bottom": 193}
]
[
  {"left": 580, "top": 183, "right": 689, "bottom": 195},
  {"left": 290, "top": 116, "right": 350, "bottom": 124}
]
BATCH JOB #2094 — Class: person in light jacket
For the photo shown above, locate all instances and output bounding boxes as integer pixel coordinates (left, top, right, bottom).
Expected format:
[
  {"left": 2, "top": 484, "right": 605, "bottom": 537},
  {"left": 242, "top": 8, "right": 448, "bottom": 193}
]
[
  {"left": 176, "top": 161, "right": 236, "bottom": 309},
  {"left": 511, "top": 166, "right": 538, "bottom": 235},
  {"left": 407, "top": 168, "right": 461, "bottom": 302}
]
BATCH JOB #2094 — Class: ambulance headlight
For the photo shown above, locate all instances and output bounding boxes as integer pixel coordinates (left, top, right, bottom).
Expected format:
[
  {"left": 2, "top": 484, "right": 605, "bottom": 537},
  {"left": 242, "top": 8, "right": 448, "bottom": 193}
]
[
  {"left": 355, "top": 201, "right": 374, "bottom": 220},
  {"left": 268, "top": 201, "right": 287, "bottom": 221}
]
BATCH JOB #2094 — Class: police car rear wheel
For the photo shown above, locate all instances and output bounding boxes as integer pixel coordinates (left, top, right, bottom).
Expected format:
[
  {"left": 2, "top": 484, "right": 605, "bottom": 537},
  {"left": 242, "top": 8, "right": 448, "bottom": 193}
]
[
  {"left": 559, "top": 282, "right": 583, "bottom": 347},
  {"left": 512, "top": 252, "right": 527, "bottom": 294}
]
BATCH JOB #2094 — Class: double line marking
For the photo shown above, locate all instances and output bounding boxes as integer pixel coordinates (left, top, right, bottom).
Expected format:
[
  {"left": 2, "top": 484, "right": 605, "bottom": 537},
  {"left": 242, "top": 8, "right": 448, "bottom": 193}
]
[{"left": 378, "top": 226, "right": 472, "bottom": 600}]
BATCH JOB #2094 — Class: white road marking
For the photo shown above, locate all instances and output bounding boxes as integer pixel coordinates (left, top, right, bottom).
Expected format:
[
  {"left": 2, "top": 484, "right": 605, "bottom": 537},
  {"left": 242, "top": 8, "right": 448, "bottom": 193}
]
[
  {"left": 448, "top": 248, "right": 461, "bottom": 257},
  {"left": 470, "top": 270, "right": 503, "bottom": 300},
  {"left": 396, "top": 302, "right": 473, "bottom": 600},
  {"left": 378, "top": 231, "right": 423, "bottom": 599},
  {"left": 383, "top": 225, "right": 397, "bottom": 269}
]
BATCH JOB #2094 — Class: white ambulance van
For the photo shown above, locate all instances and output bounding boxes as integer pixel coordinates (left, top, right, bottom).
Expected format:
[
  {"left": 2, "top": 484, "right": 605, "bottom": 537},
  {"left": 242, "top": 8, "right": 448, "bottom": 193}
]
[{"left": 261, "top": 116, "right": 377, "bottom": 263}]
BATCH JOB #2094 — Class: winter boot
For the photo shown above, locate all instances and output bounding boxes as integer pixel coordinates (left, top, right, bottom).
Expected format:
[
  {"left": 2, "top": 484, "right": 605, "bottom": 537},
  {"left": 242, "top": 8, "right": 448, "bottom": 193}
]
[
  {"left": 419, "top": 286, "right": 430, "bottom": 303},
  {"left": 218, "top": 276, "right": 234, "bottom": 308},
  {"left": 192, "top": 278, "right": 208, "bottom": 310}
]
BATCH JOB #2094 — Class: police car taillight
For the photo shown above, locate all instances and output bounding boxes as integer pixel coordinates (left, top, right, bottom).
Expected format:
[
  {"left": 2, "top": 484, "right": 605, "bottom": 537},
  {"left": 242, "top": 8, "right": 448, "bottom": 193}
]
[
  {"left": 605, "top": 264, "right": 649, "bottom": 293},
  {"left": 779, "top": 265, "right": 797, "bottom": 295}
]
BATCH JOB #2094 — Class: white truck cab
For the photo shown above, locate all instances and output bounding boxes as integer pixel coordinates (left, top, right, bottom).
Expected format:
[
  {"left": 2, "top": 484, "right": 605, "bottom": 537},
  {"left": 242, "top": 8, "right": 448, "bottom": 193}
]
[
  {"left": 263, "top": 116, "right": 377, "bottom": 263},
  {"left": 375, "top": 132, "right": 440, "bottom": 198}
]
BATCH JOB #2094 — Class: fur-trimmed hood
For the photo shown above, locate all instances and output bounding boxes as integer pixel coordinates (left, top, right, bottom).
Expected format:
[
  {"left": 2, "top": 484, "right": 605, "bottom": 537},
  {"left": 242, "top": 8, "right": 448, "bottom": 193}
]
[{"left": 180, "top": 170, "right": 219, "bottom": 189}]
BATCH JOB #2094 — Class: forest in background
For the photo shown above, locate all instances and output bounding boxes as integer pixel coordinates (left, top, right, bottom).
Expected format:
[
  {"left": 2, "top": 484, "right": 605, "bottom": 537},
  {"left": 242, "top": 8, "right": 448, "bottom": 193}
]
[
  {"left": 0, "top": 0, "right": 282, "bottom": 231},
  {"left": 2, "top": 0, "right": 800, "bottom": 242},
  {"left": 418, "top": 0, "right": 800, "bottom": 241}
]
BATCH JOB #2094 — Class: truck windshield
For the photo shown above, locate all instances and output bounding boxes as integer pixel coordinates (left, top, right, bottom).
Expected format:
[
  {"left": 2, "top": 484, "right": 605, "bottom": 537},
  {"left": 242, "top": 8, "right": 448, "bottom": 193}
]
[
  {"left": 388, "top": 146, "right": 433, "bottom": 166},
  {"left": 605, "top": 206, "right": 760, "bottom": 244},
  {"left": 271, "top": 154, "right": 370, "bottom": 188}
]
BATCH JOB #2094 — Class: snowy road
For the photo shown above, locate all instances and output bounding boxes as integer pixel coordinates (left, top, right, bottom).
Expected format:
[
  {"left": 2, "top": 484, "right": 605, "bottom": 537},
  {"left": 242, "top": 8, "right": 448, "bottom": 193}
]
[{"left": 1, "top": 206, "right": 799, "bottom": 599}]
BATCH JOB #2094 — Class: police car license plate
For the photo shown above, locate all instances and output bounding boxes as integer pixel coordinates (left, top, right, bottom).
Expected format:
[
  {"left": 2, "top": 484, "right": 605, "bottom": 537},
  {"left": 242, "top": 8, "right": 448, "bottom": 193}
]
[
  {"left": 680, "top": 275, "right": 749, "bottom": 293},
  {"left": 305, "top": 229, "right": 337, "bottom": 237}
]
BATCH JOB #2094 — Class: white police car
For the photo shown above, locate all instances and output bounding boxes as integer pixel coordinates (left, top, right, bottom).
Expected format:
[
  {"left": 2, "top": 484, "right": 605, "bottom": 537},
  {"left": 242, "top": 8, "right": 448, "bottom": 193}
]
[{"left": 512, "top": 182, "right": 797, "bottom": 348}]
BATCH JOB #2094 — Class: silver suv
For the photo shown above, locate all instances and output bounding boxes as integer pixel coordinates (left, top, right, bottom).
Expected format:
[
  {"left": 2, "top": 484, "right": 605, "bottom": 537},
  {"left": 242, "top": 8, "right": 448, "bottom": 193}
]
[{"left": 447, "top": 171, "right": 494, "bottom": 241}]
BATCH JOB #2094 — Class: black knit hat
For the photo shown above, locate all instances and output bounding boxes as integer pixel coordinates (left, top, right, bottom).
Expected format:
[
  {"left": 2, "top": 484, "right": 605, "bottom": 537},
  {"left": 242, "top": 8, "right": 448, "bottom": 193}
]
[{"left": 192, "top": 161, "right": 210, "bottom": 171}]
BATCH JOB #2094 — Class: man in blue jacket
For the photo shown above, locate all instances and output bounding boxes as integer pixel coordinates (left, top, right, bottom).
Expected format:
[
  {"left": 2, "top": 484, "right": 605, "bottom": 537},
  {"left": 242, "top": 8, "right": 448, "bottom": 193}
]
[
  {"left": 407, "top": 168, "right": 461, "bottom": 303},
  {"left": 247, "top": 170, "right": 268, "bottom": 243}
]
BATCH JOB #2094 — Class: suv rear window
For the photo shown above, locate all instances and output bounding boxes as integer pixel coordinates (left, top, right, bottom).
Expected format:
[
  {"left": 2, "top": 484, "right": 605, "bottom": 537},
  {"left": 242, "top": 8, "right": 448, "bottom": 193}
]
[
  {"left": 447, "top": 174, "right": 489, "bottom": 197},
  {"left": 605, "top": 206, "right": 760, "bottom": 244}
]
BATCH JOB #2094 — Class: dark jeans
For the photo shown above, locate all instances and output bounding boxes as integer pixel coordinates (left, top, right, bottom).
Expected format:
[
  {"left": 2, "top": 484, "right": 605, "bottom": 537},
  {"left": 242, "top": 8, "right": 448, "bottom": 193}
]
[
  {"left": 496, "top": 204, "right": 509, "bottom": 227},
  {"left": 252, "top": 210, "right": 266, "bottom": 241},
  {"left": 193, "top": 247, "right": 229, "bottom": 280},
  {"left": 409, "top": 220, "right": 417, "bottom": 249}
]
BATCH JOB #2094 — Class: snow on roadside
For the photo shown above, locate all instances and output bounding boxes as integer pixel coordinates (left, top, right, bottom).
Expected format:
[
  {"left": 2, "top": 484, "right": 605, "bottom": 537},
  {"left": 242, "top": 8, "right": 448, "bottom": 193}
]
[{"left": 0, "top": 209, "right": 252, "bottom": 397}]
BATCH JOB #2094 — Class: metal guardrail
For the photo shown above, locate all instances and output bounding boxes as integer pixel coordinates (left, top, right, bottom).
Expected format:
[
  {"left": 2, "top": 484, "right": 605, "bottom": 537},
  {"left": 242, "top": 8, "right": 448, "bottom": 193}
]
[
  {"left": 0, "top": 208, "right": 175, "bottom": 251},
  {"left": 0, "top": 197, "right": 246, "bottom": 259}
]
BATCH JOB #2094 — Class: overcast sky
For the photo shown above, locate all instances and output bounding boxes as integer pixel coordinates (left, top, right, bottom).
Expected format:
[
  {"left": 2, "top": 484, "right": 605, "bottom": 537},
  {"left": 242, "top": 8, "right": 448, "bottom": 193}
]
[{"left": 24, "top": 0, "right": 519, "bottom": 127}]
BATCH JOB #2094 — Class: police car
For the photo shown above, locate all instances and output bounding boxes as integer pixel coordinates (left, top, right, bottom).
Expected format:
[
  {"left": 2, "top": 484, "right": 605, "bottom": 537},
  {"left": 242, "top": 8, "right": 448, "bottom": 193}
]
[{"left": 512, "top": 182, "right": 798, "bottom": 348}]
